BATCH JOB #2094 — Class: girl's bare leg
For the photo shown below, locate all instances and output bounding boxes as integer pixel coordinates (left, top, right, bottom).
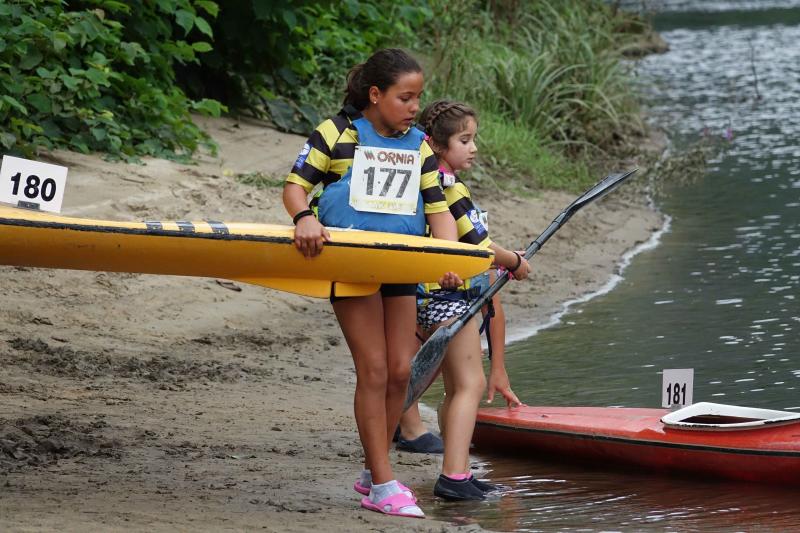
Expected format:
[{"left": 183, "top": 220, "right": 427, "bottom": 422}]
[
  {"left": 439, "top": 319, "right": 485, "bottom": 476},
  {"left": 382, "top": 295, "right": 418, "bottom": 450},
  {"left": 399, "top": 401, "right": 428, "bottom": 440},
  {"left": 333, "top": 293, "right": 394, "bottom": 484}
]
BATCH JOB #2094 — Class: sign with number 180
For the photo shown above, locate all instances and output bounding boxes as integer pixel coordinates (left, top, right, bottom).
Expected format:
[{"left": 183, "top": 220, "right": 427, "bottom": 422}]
[{"left": 0, "top": 155, "right": 68, "bottom": 213}]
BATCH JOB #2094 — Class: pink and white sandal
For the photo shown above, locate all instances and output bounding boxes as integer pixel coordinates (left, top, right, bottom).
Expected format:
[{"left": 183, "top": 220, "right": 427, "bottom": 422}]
[
  {"left": 360, "top": 493, "right": 424, "bottom": 518},
  {"left": 353, "top": 480, "right": 416, "bottom": 501}
]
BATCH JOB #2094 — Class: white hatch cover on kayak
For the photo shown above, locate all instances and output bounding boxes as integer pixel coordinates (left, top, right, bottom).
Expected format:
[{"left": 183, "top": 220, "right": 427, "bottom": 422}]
[{"left": 661, "top": 402, "right": 800, "bottom": 431}]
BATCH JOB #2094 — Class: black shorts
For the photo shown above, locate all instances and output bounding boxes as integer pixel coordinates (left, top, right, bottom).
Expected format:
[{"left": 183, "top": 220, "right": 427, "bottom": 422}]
[{"left": 329, "top": 283, "right": 417, "bottom": 303}]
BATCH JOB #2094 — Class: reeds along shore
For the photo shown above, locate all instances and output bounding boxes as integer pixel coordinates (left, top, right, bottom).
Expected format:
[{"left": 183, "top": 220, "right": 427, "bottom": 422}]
[{"left": 392, "top": 2, "right": 653, "bottom": 195}]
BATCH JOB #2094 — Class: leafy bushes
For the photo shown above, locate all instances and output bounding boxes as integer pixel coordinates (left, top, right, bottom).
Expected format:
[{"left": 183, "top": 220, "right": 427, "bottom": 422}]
[
  {"left": 0, "top": 0, "right": 222, "bottom": 160},
  {"left": 0, "top": 0, "right": 430, "bottom": 158},
  {"left": 1, "top": 0, "right": 648, "bottom": 192},
  {"left": 175, "top": 1, "right": 432, "bottom": 134}
]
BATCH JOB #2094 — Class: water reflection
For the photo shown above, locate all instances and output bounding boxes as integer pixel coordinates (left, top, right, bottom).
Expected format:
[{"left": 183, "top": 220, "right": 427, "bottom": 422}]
[{"left": 426, "top": 455, "right": 800, "bottom": 531}]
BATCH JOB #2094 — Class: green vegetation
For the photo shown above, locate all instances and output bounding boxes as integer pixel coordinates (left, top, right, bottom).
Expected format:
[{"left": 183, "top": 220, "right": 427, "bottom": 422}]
[
  {"left": 177, "top": 1, "right": 432, "bottom": 134},
  {"left": 420, "top": 0, "right": 647, "bottom": 191},
  {"left": 1, "top": 0, "right": 650, "bottom": 190},
  {"left": 234, "top": 170, "right": 284, "bottom": 189},
  {"left": 0, "top": 0, "right": 224, "bottom": 161}
]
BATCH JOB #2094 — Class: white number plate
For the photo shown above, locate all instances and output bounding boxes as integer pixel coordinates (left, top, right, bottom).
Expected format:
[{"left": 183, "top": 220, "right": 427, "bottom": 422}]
[
  {"left": 0, "top": 155, "right": 68, "bottom": 213},
  {"left": 349, "top": 146, "right": 420, "bottom": 215},
  {"left": 662, "top": 368, "right": 694, "bottom": 408}
]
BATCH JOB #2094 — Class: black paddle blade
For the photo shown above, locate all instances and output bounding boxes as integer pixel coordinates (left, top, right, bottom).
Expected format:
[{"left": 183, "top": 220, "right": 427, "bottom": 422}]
[
  {"left": 405, "top": 325, "right": 454, "bottom": 409},
  {"left": 569, "top": 169, "right": 637, "bottom": 214}
]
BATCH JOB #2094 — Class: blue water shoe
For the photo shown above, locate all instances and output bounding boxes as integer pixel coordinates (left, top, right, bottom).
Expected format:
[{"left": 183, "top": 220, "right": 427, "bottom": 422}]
[{"left": 396, "top": 432, "right": 444, "bottom": 454}]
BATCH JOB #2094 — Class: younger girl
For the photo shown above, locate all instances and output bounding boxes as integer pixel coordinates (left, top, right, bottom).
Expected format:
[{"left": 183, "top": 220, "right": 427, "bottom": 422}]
[
  {"left": 283, "top": 49, "right": 458, "bottom": 518},
  {"left": 417, "top": 99, "right": 531, "bottom": 500}
]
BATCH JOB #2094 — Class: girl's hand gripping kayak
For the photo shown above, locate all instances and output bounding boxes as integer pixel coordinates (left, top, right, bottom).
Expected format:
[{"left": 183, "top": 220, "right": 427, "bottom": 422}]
[
  {"left": 294, "top": 216, "right": 331, "bottom": 258},
  {"left": 438, "top": 271, "right": 463, "bottom": 290}
]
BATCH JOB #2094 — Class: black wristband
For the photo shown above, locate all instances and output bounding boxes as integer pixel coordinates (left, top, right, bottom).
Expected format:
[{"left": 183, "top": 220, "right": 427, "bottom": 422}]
[
  {"left": 292, "top": 209, "right": 314, "bottom": 225},
  {"left": 511, "top": 251, "right": 523, "bottom": 272}
]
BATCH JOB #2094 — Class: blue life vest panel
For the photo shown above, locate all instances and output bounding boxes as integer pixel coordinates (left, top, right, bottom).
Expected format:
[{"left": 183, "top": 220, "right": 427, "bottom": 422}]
[{"left": 317, "top": 117, "right": 426, "bottom": 236}]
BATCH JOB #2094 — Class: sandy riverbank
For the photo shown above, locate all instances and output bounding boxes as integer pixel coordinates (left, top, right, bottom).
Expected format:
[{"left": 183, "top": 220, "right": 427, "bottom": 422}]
[{"left": 0, "top": 115, "right": 663, "bottom": 532}]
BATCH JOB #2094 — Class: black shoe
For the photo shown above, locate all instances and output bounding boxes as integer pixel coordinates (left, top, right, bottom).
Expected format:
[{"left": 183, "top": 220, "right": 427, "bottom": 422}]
[
  {"left": 396, "top": 432, "right": 444, "bottom": 454},
  {"left": 470, "top": 476, "right": 498, "bottom": 493},
  {"left": 434, "top": 474, "right": 486, "bottom": 501}
]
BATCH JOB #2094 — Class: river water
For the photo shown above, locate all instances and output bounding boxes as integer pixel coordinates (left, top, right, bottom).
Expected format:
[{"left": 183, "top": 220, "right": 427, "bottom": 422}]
[{"left": 425, "top": 1, "right": 800, "bottom": 530}]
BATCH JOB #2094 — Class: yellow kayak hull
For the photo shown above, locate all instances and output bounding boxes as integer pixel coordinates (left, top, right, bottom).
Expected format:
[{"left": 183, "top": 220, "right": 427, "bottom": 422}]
[{"left": 0, "top": 206, "right": 493, "bottom": 298}]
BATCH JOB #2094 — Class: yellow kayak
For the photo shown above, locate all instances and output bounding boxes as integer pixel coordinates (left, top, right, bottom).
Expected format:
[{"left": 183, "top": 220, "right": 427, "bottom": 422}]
[{"left": 0, "top": 206, "right": 493, "bottom": 298}]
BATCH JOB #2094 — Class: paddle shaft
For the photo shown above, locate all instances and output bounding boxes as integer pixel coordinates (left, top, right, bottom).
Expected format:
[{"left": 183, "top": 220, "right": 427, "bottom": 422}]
[
  {"left": 405, "top": 170, "right": 637, "bottom": 408},
  {"left": 448, "top": 211, "right": 567, "bottom": 333}
]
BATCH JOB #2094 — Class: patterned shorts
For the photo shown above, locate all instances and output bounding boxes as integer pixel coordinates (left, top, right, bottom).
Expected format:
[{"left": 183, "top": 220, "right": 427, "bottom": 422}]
[{"left": 417, "top": 295, "right": 469, "bottom": 331}]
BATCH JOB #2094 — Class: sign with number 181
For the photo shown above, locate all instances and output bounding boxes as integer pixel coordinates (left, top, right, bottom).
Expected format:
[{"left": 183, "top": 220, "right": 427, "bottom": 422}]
[
  {"left": 662, "top": 368, "right": 694, "bottom": 408},
  {"left": 0, "top": 155, "right": 68, "bottom": 213}
]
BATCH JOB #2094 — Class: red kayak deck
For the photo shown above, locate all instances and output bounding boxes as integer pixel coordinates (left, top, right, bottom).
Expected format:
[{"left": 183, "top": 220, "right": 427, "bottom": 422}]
[{"left": 473, "top": 406, "right": 800, "bottom": 485}]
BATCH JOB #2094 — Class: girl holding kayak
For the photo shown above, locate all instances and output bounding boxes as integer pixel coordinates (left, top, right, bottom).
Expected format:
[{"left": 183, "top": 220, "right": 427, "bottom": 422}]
[
  {"left": 283, "top": 49, "right": 459, "bottom": 519},
  {"left": 415, "top": 99, "right": 530, "bottom": 501}
]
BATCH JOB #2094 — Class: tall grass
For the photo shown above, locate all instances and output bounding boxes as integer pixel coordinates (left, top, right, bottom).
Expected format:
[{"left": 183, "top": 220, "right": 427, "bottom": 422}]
[
  {"left": 422, "top": 0, "right": 645, "bottom": 191},
  {"left": 472, "top": 111, "right": 592, "bottom": 191}
]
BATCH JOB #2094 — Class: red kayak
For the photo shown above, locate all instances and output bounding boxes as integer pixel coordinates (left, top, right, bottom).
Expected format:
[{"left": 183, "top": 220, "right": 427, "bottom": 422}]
[{"left": 473, "top": 402, "right": 800, "bottom": 485}]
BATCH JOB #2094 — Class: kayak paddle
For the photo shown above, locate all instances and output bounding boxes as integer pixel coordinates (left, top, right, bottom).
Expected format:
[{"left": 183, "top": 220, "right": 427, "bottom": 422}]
[{"left": 405, "top": 169, "right": 638, "bottom": 408}]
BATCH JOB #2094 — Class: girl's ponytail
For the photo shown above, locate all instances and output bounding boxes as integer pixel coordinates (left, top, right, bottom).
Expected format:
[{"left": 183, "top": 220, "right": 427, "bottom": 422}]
[
  {"left": 342, "top": 48, "right": 422, "bottom": 111},
  {"left": 344, "top": 63, "right": 367, "bottom": 109}
]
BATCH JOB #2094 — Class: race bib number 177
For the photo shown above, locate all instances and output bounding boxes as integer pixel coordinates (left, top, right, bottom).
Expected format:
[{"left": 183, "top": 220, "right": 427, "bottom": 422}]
[{"left": 349, "top": 146, "right": 421, "bottom": 215}]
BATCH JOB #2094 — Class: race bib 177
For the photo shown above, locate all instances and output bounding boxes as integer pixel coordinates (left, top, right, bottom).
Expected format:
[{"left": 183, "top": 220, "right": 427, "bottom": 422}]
[{"left": 349, "top": 146, "right": 421, "bottom": 215}]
